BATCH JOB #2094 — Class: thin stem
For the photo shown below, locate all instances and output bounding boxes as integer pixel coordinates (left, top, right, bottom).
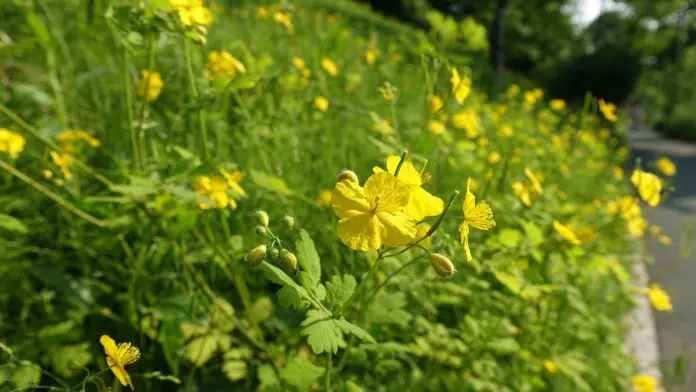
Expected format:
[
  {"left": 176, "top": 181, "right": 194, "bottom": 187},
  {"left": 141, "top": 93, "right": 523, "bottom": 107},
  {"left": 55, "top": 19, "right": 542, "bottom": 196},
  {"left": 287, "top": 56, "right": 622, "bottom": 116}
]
[
  {"left": 183, "top": 37, "right": 209, "bottom": 160},
  {"left": 123, "top": 47, "right": 140, "bottom": 173},
  {"left": 0, "top": 158, "right": 109, "bottom": 229},
  {"left": 393, "top": 150, "right": 409, "bottom": 177},
  {"left": 363, "top": 250, "right": 431, "bottom": 308},
  {"left": 137, "top": 33, "right": 157, "bottom": 168},
  {"left": 335, "top": 253, "right": 385, "bottom": 315},
  {"left": 0, "top": 103, "right": 115, "bottom": 187},
  {"left": 325, "top": 354, "right": 333, "bottom": 391}
]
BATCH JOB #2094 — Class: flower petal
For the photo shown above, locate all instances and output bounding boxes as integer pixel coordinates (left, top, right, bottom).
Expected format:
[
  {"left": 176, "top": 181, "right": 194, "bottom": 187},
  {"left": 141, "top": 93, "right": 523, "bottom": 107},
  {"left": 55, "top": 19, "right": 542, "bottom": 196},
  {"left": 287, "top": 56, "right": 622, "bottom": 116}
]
[
  {"left": 337, "top": 212, "right": 382, "bottom": 251},
  {"left": 100, "top": 335, "right": 119, "bottom": 358},
  {"left": 405, "top": 186, "right": 444, "bottom": 220},
  {"left": 377, "top": 211, "right": 417, "bottom": 247},
  {"left": 385, "top": 155, "right": 422, "bottom": 186},
  {"left": 459, "top": 222, "right": 472, "bottom": 261},
  {"left": 107, "top": 356, "right": 133, "bottom": 388},
  {"left": 467, "top": 201, "right": 495, "bottom": 230},
  {"left": 332, "top": 179, "right": 370, "bottom": 218},
  {"left": 363, "top": 172, "right": 410, "bottom": 213}
]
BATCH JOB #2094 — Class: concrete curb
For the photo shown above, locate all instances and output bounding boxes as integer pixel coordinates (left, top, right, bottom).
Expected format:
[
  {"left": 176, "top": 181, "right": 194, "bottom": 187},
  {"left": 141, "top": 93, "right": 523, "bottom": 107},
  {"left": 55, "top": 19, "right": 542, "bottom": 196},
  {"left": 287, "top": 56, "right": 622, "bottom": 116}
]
[{"left": 626, "top": 256, "right": 662, "bottom": 388}]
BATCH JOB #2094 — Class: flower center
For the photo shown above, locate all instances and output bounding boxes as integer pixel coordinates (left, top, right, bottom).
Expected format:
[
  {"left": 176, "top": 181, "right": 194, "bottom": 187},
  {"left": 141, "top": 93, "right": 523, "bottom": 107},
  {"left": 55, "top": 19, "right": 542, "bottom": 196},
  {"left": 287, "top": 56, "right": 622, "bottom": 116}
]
[{"left": 372, "top": 195, "right": 381, "bottom": 214}]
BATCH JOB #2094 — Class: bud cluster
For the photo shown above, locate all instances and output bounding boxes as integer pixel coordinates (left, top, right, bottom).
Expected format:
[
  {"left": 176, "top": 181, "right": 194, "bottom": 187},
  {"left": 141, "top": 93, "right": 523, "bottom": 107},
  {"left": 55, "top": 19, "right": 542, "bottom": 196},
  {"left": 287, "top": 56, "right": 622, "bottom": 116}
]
[{"left": 244, "top": 209, "right": 299, "bottom": 271}]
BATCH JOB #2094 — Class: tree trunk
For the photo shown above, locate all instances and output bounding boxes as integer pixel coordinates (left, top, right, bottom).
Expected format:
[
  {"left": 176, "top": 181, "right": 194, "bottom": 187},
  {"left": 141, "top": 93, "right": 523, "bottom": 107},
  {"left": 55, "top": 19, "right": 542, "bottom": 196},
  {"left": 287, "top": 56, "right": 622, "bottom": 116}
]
[{"left": 490, "top": 0, "right": 511, "bottom": 91}]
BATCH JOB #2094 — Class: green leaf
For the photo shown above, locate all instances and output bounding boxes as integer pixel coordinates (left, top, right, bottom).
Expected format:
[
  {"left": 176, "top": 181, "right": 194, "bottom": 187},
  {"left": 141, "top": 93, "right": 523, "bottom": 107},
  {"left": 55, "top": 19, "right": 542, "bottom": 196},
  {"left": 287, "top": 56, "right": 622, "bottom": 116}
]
[
  {"left": 279, "top": 356, "right": 325, "bottom": 391},
  {"left": 365, "top": 292, "right": 412, "bottom": 328},
  {"left": 325, "top": 274, "right": 357, "bottom": 308},
  {"left": 295, "top": 229, "right": 322, "bottom": 291},
  {"left": 222, "top": 359, "right": 247, "bottom": 382},
  {"left": 247, "top": 297, "right": 273, "bottom": 324},
  {"left": 498, "top": 228, "right": 523, "bottom": 248},
  {"left": 258, "top": 363, "right": 280, "bottom": 386},
  {"left": 110, "top": 177, "right": 158, "bottom": 200},
  {"left": 0, "top": 214, "right": 28, "bottom": 234},
  {"left": 249, "top": 169, "right": 294, "bottom": 196},
  {"left": 25, "top": 12, "right": 51, "bottom": 49},
  {"left": 301, "top": 309, "right": 345, "bottom": 354},
  {"left": 11, "top": 362, "right": 41, "bottom": 389},
  {"left": 183, "top": 332, "right": 230, "bottom": 367},
  {"left": 50, "top": 342, "right": 93, "bottom": 378},
  {"left": 12, "top": 83, "right": 54, "bottom": 107},
  {"left": 487, "top": 337, "right": 520, "bottom": 355},
  {"left": 336, "top": 318, "right": 376, "bottom": 343},
  {"left": 163, "top": 184, "right": 215, "bottom": 207},
  {"left": 519, "top": 220, "right": 543, "bottom": 246},
  {"left": 277, "top": 285, "right": 304, "bottom": 309},
  {"left": 261, "top": 262, "right": 305, "bottom": 294}
]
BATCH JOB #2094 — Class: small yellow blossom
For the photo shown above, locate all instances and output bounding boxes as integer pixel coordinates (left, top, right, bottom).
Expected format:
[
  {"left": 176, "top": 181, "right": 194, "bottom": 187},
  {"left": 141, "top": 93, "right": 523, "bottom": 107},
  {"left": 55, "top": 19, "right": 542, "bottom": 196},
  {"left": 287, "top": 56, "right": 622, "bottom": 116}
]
[
  {"left": 204, "top": 51, "right": 246, "bottom": 80},
  {"left": 658, "top": 234, "right": 672, "bottom": 245},
  {"left": 321, "top": 57, "right": 339, "bottom": 76},
  {"left": 499, "top": 125, "right": 514, "bottom": 137},
  {"left": 365, "top": 48, "right": 380, "bottom": 64},
  {"left": 273, "top": 11, "right": 294, "bottom": 34},
  {"left": 371, "top": 118, "right": 395, "bottom": 135},
  {"left": 507, "top": 84, "right": 520, "bottom": 96},
  {"left": 524, "top": 168, "right": 543, "bottom": 195},
  {"left": 553, "top": 220, "right": 581, "bottom": 245},
  {"left": 631, "top": 168, "right": 662, "bottom": 207},
  {"left": 316, "top": 189, "right": 332, "bottom": 207},
  {"left": 450, "top": 68, "right": 471, "bottom": 104},
  {"left": 427, "top": 120, "right": 446, "bottom": 136},
  {"left": 57, "top": 130, "right": 101, "bottom": 148},
  {"left": 655, "top": 157, "right": 676, "bottom": 177},
  {"left": 428, "top": 95, "right": 444, "bottom": 113},
  {"left": 598, "top": 99, "right": 618, "bottom": 122},
  {"left": 314, "top": 96, "right": 329, "bottom": 112},
  {"left": 632, "top": 374, "right": 658, "bottom": 392},
  {"left": 543, "top": 360, "right": 558, "bottom": 373},
  {"left": 194, "top": 174, "right": 238, "bottom": 210},
  {"left": 488, "top": 152, "right": 501, "bottom": 164},
  {"left": 645, "top": 284, "right": 672, "bottom": 312},
  {"left": 0, "top": 128, "right": 26, "bottom": 159},
  {"left": 379, "top": 82, "right": 397, "bottom": 101},
  {"left": 220, "top": 168, "right": 245, "bottom": 197},
  {"left": 331, "top": 171, "right": 417, "bottom": 251},
  {"left": 549, "top": 99, "right": 566, "bottom": 111},
  {"left": 613, "top": 167, "right": 624, "bottom": 180},
  {"left": 512, "top": 181, "right": 532, "bottom": 206},
  {"left": 460, "top": 178, "right": 495, "bottom": 261},
  {"left": 137, "top": 69, "right": 163, "bottom": 102},
  {"left": 373, "top": 155, "right": 444, "bottom": 221},
  {"left": 256, "top": 6, "right": 270, "bottom": 19},
  {"left": 292, "top": 57, "right": 306, "bottom": 70},
  {"left": 100, "top": 335, "right": 140, "bottom": 390},
  {"left": 50, "top": 151, "right": 75, "bottom": 179},
  {"left": 175, "top": 0, "right": 213, "bottom": 26},
  {"left": 452, "top": 109, "right": 480, "bottom": 138}
]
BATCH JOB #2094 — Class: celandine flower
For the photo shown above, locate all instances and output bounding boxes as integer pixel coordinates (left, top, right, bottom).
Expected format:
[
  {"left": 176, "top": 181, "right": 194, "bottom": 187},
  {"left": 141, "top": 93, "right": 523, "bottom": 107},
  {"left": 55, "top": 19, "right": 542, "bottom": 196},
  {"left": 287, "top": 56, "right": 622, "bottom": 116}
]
[
  {"left": 631, "top": 168, "right": 662, "bottom": 207},
  {"left": 459, "top": 178, "right": 495, "bottom": 261},
  {"left": 632, "top": 374, "right": 658, "bottom": 392},
  {"left": 100, "top": 335, "right": 140, "bottom": 390},
  {"left": 204, "top": 51, "right": 246, "bottom": 80},
  {"left": 321, "top": 58, "right": 339, "bottom": 76},
  {"left": 645, "top": 283, "right": 672, "bottom": 312},
  {"left": 0, "top": 128, "right": 26, "bottom": 159},
  {"left": 553, "top": 220, "right": 581, "bottom": 245},
  {"left": 314, "top": 96, "right": 329, "bottom": 112},
  {"left": 598, "top": 99, "right": 618, "bottom": 122},
  {"left": 137, "top": 70, "right": 163, "bottom": 102},
  {"left": 655, "top": 157, "right": 676, "bottom": 177},
  {"left": 332, "top": 171, "right": 416, "bottom": 251},
  {"left": 450, "top": 68, "right": 470, "bottom": 104}
]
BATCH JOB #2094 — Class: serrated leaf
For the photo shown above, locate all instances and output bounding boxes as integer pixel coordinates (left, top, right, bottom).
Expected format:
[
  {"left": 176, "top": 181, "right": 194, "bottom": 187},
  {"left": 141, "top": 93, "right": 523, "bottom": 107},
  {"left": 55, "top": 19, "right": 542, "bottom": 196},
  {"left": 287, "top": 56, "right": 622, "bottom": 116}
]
[
  {"left": 365, "top": 292, "right": 411, "bottom": 328},
  {"left": 184, "top": 332, "right": 230, "bottom": 367},
  {"left": 261, "top": 262, "right": 303, "bottom": 292},
  {"left": 326, "top": 274, "right": 357, "bottom": 308},
  {"left": 0, "top": 214, "right": 28, "bottom": 234},
  {"left": 248, "top": 297, "right": 273, "bottom": 324},
  {"left": 296, "top": 229, "right": 322, "bottom": 291},
  {"left": 50, "top": 342, "right": 93, "bottom": 378},
  {"left": 336, "top": 318, "right": 376, "bottom": 343},
  {"left": 258, "top": 363, "right": 280, "bottom": 386},
  {"left": 11, "top": 362, "right": 41, "bottom": 389},
  {"left": 249, "top": 169, "right": 294, "bottom": 196},
  {"left": 277, "top": 285, "right": 304, "bottom": 309},
  {"left": 494, "top": 271, "right": 522, "bottom": 294},
  {"left": 222, "top": 360, "right": 247, "bottom": 382},
  {"left": 301, "top": 309, "right": 345, "bottom": 354},
  {"left": 279, "top": 356, "right": 325, "bottom": 391}
]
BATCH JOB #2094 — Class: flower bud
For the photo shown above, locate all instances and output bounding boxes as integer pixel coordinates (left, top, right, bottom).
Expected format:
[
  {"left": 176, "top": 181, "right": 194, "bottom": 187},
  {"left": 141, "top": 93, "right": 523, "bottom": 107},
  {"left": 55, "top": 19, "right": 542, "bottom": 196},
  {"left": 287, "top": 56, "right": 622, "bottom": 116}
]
[
  {"left": 283, "top": 215, "right": 295, "bottom": 229},
  {"left": 245, "top": 245, "right": 267, "bottom": 268},
  {"left": 256, "top": 225, "right": 267, "bottom": 236},
  {"left": 255, "top": 210, "right": 270, "bottom": 227},
  {"left": 280, "top": 249, "right": 298, "bottom": 270},
  {"left": 269, "top": 247, "right": 280, "bottom": 259},
  {"left": 429, "top": 253, "right": 455, "bottom": 278},
  {"left": 337, "top": 169, "right": 359, "bottom": 184}
]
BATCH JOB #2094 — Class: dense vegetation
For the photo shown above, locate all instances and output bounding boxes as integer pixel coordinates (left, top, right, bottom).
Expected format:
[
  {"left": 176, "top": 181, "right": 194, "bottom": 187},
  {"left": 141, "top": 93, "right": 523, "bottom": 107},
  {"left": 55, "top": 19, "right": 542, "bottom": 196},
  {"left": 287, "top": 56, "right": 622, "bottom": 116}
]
[{"left": 0, "top": 0, "right": 677, "bottom": 391}]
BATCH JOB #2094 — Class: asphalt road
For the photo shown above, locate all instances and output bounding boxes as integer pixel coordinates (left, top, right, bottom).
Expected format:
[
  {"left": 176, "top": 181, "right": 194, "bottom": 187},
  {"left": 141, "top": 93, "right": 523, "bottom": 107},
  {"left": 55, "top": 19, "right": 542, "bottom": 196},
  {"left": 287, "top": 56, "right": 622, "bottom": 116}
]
[{"left": 630, "top": 127, "right": 696, "bottom": 391}]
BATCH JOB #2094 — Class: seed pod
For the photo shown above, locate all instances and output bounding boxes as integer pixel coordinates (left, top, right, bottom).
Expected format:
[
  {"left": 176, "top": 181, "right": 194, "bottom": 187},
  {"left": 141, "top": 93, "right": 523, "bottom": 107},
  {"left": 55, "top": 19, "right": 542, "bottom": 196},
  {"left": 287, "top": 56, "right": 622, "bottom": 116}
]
[
  {"left": 256, "top": 225, "right": 268, "bottom": 236},
  {"left": 283, "top": 215, "right": 295, "bottom": 229},
  {"left": 337, "top": 169, "right": 359, "bottom": 184},
  {"left": 255, "top": 210, "right": 270, "bottom": 227},
  {"left": 280, "top": 249, "right": 298, "bottom": 270},
  {"left": 245, "top": 245, "right": 267, "bottom": 268},
  {"left": 429, "top": 253, "right": 455, "bottom": 278}
]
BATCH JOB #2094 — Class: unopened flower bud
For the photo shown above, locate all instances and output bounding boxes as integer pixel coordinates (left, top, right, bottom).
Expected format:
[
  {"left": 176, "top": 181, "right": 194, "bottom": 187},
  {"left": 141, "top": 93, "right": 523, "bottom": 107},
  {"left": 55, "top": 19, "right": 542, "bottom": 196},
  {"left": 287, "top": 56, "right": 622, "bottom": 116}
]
[
  {"left": 280, "top": 249, "right": 298, "bottom": 270},
  {"left": 283, "top": 215, "right": 295, "bottom": 229},
  {"left": 255, "top": 210, "right": 270, "bottom": 227},
  {"left": 256, "top": 225, "right": 267, "bottom": 236},
  {"left": 269, "top": 247, "right": 280, "bottom": 259},
  {"left": 338, "top": 169, "right": 359, "bottom": 184},
  {"left": 429, "top": 253, "right": 455, "bottom": 278},
  {"left": 245, "top": 245, "right": 267, "bottom": 268}
]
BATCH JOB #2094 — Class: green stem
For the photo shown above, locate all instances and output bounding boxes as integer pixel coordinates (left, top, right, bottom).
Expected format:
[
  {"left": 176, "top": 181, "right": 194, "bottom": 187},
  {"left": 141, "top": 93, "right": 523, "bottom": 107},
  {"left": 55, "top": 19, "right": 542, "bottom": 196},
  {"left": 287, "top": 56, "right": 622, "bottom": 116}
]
[
  {"left": 183, "top": 37, "right": 209, "bottom": 160},
  {"left": 0, "top": 158, "right": 109, "bottom": 229},
  {"left": 326, "top": 354, "right": 333, "bottom": 391},
  {"left": 123, "top": 48, "right": 140, "bottom": 173},
  {"left": 335, "top": 253, "right": 385, "bottom": 315},
  {"left": 0, "top": 103, "right": 115, "bottom": 187},
  {"left": 363, "top": 250, "right": 430, "bottom": 309},
  {"left": 137, "top": 33, "right": 157, "bottom": 169},
  {"left": 393, "top": 150, "right": 409, "bottom": 177}
]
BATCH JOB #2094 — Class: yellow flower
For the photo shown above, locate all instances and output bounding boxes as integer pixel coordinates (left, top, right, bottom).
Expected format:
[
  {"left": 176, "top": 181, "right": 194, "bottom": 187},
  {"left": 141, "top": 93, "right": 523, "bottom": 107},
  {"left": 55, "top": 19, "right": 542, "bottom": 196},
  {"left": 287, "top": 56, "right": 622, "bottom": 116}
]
[
  {"left": 219, "top": 168, "right": 245, "bottom": 197},
  {"left": 575, "top": 226, "right": 596, "bottom": 243},
  {"left": 428, "top": 95, "right": 444, "bottom": 113},
  {"left": 176, "top": 1, "right": 213, "bottom": 27},
  {"left": 292, "top": 56, "right": 306, "bottom": 70},
  {"left": 632, "top": 374, "right": 658, "bottom": 392},
  {"left": 543, "top": 360, "right": 558, "bottom": 374},
  {"left": 137, "top": 69, "right": 163, "bottom": 102},
  {"left": 549, "top": 99, "right": 565, "bottom": 111},
  {"left": 498, "top": 125, "right": 514, "bottom": 137},
  {"left": 314, "top": 96, "right": 329, "bottom": 112},
  {"left": 0, "top": 128, "right": 26, "bottom": 159},
  {"left": 613, "top": 166, "right": 624, "bottom": 179},
  {"left": 273, "top": 11, "right": 294, "bottom": 34},
  {"left": 488, "top": 152, "right": 501, "bottom": 164},
  {"left": 658, "top": 234, "right": 671, "bottom": 245},
  {"left": 371, "top": 118, "right": 395, "bottom": 135},
  {"left": 512, "top": 181, "right": 532, "bottom": 206},
  {"left": 365, "top": 48, "right": 380, "bottom": 64},
  {"left": 316, "top": 189, "right": 333, "bottom": 207},
  {"left": 321, "top": 58, "right": 339, "bottom": 76},
  {"left": 507, "top": 84, "right": 520, "bottom": 96},
  {"left": 459, "top": 178, "right": 495, "bottom": 261},
  {"left": 194, "top": 175, "right": 234, "bottom": 210},
  {"left": 192, "top": 6, "right": 213, "bottom": 25},
  {"left": 524, "top": 168, "right": 543, "bottom": 194},
  {"left": 655, "top": 157, "right": 676, "bottom": 176},
  {"left": 450, "top": 68, "right": 471, "bottom": 104},
  {"left": 379, "top": 82, "right": 397, "bottom": 101},
  {"left": 100, "top": 335, "right": 140, "bottom": 390},
  {"left": 427, "top": 120, "right": 446, "bottom": 136},
  {"left": 256, "top": 6, "right": 270, "bottom": 19},
  {"left": 452, "top": 108, "right": 480, "bottom": 138},
  {"left": 553, "top": 220, "right": 581, "bottom": 245},
  {"left": 204, "top": 51, "right": 246, "bottom": 80},
  {"left": 331, "top": 171, "right": 417, "bottom": 251},
  {"left": 645, "top": 283, "right": 672, "bottom": 312},
  {"left": 50, "top": 151, "right": 75, "bottom": 179},
  {"left": 57, "top": 129, "right": 101, "bottom": 148},
  {"left": 631, "top": 168, "right": 662, "bottom": 207},
  {"left": 373, "top": 155, "right": 444, "bottom": 221},
  {"left": 523, "top": 90, "right": 538, "bottom": 106},
  {"left": 598, "top": 99, "right": 618, "bottom": 122}
]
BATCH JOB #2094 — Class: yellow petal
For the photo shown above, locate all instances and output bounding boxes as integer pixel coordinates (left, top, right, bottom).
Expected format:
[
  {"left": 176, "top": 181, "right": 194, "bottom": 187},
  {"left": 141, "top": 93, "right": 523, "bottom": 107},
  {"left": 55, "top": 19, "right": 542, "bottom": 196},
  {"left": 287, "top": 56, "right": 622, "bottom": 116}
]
[
  {"left": 463, "top": 178, "right": 476, "bottom": 215},
  {"left": 332, "top": 179, "right": 370, "bottom": 219},
  {"left": 553, "top": 220, "right": 581, "bottom": 245},
  {"left": 107, "top": 357, "right": 133, "bottom": 389},
  {"left": 631, "top": 169, "right": 662, "bottom": 207},
  {"left": 385, "top": 155, "right": 422, "bottom": 186},
  {"left": 405, "top": 186, "right": 444, "bottom": 220},
  {"left": 377, "top": 211, "right": 417, "bottom": 247},
  {"left": 466, "top": 201, "right": 495, "bottom": 230},
  {"left": 459, "top": 223, "right": 472, "bottom": 261},
  {"left": 337, "top": 212, "right": 382, "bottom": 251},
  {"left": 116, "top": 342, "right": 141, "bottom": 365},
  {"left": 100, "top": 335, "right": 119, "bottom": 358},
  {"left": 363, "top": 172, "right": 411, "bottom": 213}
]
